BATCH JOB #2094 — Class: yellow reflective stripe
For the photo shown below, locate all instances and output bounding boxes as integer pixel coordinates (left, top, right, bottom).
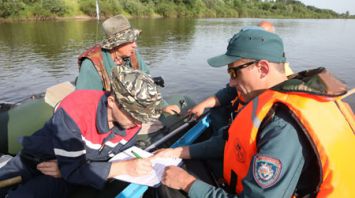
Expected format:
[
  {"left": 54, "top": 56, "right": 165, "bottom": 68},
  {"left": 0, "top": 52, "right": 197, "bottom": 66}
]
[
  {"left": 336, "top": 88, "right": 355, "bottom": 134},
  {"left": 252, "top": 97, "right": 262, "bottom": 129},
  {"left": 340, "top": 88, "right": 355, "bottom": 100}
]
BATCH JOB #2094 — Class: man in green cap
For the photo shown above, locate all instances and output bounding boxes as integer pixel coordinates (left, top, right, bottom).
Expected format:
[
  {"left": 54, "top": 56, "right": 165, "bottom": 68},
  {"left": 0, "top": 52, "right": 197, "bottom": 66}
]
[
  {"left": 153, "top": 29, "right": 354, "bottom": 197},
  {"left": 0, "top": 66, "right": 163, "bottom": 197},
  {"left": 188, "top": 22, "right": 293, "bottom": 137}
]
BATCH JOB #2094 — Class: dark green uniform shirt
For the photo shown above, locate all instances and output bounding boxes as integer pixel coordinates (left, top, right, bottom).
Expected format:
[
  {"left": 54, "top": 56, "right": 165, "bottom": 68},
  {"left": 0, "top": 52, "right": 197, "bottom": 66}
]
[
  {"left": 215, "top": 84, "right": 237, "bottom": 106},
  {"left": 188, "top": 106, "right": 313, "bottom": 198},
  {"left": 76, "top": 49, "right": 149, "bottom": 90},
  {"left": 75, "top": 49, "right": 169, "bottom": 107}
]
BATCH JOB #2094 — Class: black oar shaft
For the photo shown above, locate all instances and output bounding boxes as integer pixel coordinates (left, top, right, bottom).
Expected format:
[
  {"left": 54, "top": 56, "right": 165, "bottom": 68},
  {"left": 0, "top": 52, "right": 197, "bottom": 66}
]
[{"left": 145, "top": 122, "right": 190, "bottom": 151}]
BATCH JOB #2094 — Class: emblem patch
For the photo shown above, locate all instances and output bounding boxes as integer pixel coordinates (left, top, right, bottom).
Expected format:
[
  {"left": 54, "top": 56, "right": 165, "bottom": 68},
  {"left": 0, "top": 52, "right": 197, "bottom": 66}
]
[
  {"left": 234, "top": 138, "right": 246, "bottom": 163},
  {"left": 253, "top": 154, "right": 282, "bottom": 188}
]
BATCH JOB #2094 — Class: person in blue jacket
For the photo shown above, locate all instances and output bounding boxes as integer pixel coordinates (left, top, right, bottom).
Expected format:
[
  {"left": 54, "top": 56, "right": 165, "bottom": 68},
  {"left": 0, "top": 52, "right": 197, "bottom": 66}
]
[{"left": 0, "top": 66, "right": 162, "bottom": 198}]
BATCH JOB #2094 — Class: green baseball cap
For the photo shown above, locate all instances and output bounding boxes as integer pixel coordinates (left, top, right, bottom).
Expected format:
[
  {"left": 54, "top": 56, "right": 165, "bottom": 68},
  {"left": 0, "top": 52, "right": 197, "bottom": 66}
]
[{"left": 208, "top": 29, "right": 286, "bottom": 67}]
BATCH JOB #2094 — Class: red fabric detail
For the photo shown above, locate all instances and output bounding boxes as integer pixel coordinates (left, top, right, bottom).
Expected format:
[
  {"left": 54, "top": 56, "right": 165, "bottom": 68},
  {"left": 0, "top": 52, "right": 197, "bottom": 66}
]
[{"left": 57, "top": 90, "right": 139, "bottom": 146}]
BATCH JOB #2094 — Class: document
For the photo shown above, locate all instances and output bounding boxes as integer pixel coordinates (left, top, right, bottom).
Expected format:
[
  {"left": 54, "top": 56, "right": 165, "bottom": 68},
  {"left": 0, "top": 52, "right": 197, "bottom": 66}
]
[{"left": 109, "top": 146, "right": 182, "bottom": 187}]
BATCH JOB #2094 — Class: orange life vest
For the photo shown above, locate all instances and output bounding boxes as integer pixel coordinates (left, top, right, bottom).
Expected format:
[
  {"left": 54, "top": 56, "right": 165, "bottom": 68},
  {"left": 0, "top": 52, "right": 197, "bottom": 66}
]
[
  {"left": 78, "top": 44, "right": 141, "bottom": 92},
  {"left": 78, "top": 44, "right": 111, "bottom": 91},
  {"left": 223, "top": 68, "right": 355, "bottom": 197}
]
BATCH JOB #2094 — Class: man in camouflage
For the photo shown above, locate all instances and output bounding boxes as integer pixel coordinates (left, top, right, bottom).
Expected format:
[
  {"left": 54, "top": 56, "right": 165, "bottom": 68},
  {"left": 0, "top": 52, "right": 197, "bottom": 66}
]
[
  {"left": 76, "top": 15, "right": 149, "bottom": 91},
  {"left": 0, "top": 66, "right": 162, "bottom": 198},
  {"left": 76, "top": 14, "right": 180, "bottom": 127},
  {"left": 111, "top": 66, "right": 162, "bottom": 122}
]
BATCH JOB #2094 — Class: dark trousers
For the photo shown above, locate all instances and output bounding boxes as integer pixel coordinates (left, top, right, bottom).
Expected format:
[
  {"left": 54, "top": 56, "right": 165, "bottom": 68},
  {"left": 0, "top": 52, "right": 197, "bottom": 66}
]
[{"left": 0, "top": 154, "right": 69, "bottom": 198}]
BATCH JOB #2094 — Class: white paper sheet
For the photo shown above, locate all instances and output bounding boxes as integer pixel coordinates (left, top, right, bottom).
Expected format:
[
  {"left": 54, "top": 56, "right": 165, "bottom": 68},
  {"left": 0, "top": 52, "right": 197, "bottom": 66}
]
[{"left": 109, "top": 146, "right": 182, "bottom": 187}]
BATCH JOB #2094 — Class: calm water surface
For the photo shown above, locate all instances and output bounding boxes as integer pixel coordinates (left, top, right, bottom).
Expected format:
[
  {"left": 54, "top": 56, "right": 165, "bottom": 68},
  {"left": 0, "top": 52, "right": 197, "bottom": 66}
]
[{"left": 0, "top": 18, "right": 354, "bottom": 106}]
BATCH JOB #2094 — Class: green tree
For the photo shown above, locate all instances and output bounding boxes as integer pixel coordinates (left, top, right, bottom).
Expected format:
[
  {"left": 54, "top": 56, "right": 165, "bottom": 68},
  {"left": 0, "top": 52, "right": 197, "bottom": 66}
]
[{"left": 0, "top": 0, "right": 349, "bottom": 20}]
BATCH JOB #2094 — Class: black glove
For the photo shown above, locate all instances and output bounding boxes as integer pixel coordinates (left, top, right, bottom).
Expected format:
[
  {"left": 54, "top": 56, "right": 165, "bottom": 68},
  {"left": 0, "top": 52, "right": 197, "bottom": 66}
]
[{"left": 152, "top": 76, "right": 165, "bottom": 87}]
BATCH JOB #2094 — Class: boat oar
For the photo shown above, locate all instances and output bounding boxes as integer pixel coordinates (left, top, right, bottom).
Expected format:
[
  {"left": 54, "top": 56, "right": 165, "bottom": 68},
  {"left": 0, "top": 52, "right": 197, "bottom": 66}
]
[
  {"left": 144, "top": 110, "right": 210, "bottom": 151},
  {"left": 144, "top": 113, "right": 195, "bottom": 152},
  {"left": 0, "top": 176, "right": 22, "bottom": 188},
  {"left": 145, "top": 122, "right": 190, "bottom": 152}
]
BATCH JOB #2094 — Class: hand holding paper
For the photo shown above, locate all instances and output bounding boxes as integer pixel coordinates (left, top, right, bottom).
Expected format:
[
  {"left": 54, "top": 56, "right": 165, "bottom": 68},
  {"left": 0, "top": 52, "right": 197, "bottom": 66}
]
[
  {"left": 153, "top": 148, "right": 180, "bottom": 158},
  {"left": 153, "top": 146, "right": 190, "bottom": 159},
  {"left": 161, "top": 166, "right": 196, "bottom": 191}
]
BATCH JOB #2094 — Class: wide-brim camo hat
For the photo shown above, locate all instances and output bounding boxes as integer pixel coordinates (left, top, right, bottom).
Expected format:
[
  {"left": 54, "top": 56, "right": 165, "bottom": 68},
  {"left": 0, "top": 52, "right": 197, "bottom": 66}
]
[
  {"left": 111, "top": 66, "right": 162, "bottom": 123},
  {"left": 101, "top": 15, "right": 141, "bottom": 50},
  {"left": 208, "top": 29, "right": 286, "bottom": 67}
]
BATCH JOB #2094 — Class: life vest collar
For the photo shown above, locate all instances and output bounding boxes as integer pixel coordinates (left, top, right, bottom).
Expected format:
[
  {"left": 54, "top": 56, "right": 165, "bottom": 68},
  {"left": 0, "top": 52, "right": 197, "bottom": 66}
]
[{"left": 273, "top": 67, "right": 348, "bottom": 97}]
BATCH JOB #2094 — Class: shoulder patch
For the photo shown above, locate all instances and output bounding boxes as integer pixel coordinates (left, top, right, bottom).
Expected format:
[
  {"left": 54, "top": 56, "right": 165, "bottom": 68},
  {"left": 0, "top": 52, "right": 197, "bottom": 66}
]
[{"left": 253, "top": 154, "right": 282, "bottom": 189}]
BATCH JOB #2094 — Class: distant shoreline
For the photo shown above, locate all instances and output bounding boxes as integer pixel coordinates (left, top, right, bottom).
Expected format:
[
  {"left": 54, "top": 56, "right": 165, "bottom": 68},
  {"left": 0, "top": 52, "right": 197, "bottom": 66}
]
[
  {"left": 0, "top": 16, "right": 91, "bottom": 23},
  {"left": 0, "top": 15, "right": 170, "bottom": 23},
  {"left": 1, "top": 15, "right": 354, "bottom": 24}
]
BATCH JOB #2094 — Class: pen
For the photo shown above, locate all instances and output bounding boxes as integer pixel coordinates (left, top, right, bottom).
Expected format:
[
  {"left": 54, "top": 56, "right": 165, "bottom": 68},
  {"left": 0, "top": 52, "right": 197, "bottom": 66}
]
[
  {"left": 171, "top": 109, "right": 181, "bottom": 116},
  {"left": 131, "top": 150, "right": 143, "bottom": 159},
  {"left": 98, "top": 144, "right": 105, "bottom": 154}
]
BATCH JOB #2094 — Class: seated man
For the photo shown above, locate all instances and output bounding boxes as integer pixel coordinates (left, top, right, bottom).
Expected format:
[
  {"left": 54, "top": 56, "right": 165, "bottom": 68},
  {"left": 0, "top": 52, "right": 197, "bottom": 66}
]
[
  {"left": 76, "top": 14, "right": 179, "bottom": 115},
  {"left": 155, "top": 29, "right": 354, "bottom": 197},
  {"left": 76, "top": 15, "right": 149, "bottom": 90},
  {"left": 189, "top": 21, "right": 293, "bottom": 136},
  {"left": 0, "top": 66, "right": 162, "bottom": 198}
]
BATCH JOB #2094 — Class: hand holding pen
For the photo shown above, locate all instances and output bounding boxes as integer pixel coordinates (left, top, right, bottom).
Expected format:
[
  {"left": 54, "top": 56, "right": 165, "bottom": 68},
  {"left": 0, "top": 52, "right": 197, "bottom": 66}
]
[{"left": 124, "top": 150, "right": 153, "bottom": 177}]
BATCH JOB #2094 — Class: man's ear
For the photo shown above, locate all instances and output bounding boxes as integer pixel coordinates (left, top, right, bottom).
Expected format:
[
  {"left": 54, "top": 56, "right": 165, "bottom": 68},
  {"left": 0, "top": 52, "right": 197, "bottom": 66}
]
[
  {"left": 107, "top": 95, "right": 115, "bottom": 109},
  {"left": 257, "top": 60, "right": 269, "bottom": 78}
]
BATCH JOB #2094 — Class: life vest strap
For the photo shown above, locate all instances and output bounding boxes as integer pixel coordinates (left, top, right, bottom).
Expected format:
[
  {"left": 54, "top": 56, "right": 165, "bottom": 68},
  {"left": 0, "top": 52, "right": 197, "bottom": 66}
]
[
  {"left": 229, "top": 170, "right": 238, "bottom": 194},
  {"left": 335, "top": 88, "right": 355, "bottom": 133}
]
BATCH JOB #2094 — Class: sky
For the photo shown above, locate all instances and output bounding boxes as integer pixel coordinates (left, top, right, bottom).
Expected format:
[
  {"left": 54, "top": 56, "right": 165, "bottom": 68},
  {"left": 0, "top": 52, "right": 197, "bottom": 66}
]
[{"left": 300, "top": 0, "right": 355, "bottom": 15}]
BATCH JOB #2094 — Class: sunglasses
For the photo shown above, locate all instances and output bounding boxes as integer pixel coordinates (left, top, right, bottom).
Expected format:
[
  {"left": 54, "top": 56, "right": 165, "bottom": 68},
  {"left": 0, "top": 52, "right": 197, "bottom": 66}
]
[{"left": 227, "top": 60, "right": 258, "bottom": 79}]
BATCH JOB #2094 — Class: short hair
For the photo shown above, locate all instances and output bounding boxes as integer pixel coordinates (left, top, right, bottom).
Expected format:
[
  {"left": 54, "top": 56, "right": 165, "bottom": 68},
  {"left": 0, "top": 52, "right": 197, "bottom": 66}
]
[
  {"left": 272, "top": 62, "right": 286, "bottom": 74},
  {"left": 243, "top": 58, "right": 285, "bottom": 74}
]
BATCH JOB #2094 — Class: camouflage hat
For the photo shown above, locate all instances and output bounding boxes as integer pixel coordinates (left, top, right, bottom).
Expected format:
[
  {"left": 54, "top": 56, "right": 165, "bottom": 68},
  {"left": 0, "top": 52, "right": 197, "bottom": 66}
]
[
  {"left": 101, "top": 15, "right": 141, "bottom": 50},
  {"left": 111, "top": 66, "right": 162, "bottom": 123}
]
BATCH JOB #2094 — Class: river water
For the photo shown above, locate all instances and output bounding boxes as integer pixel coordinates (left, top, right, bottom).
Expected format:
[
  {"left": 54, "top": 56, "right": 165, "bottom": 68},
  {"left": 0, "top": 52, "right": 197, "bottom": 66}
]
[{"left": 0, "top": 18, "right": 354, "bottom": 106}]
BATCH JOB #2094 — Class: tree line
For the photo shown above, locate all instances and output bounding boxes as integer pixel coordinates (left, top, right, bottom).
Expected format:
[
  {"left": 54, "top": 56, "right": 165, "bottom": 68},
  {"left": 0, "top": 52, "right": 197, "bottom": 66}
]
[{"left": 1, "top": 0, "right": 353, "bottom": 20}]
